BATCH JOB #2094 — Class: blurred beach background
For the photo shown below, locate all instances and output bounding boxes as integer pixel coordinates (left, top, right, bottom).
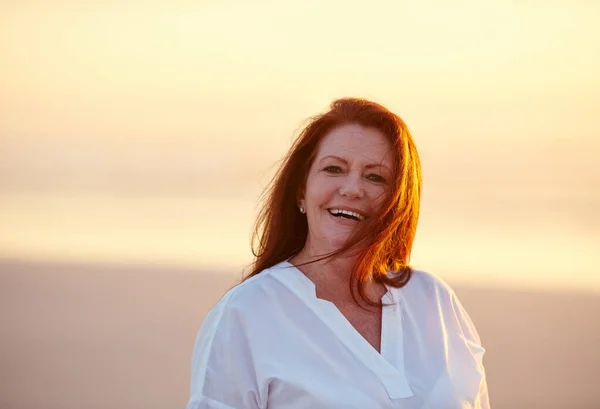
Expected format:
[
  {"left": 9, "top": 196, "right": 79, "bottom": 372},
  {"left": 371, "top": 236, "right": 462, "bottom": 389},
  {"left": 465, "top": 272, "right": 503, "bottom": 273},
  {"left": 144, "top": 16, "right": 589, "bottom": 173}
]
[{"left": 1, "top": 1, "right": 599, "bottom": 408}]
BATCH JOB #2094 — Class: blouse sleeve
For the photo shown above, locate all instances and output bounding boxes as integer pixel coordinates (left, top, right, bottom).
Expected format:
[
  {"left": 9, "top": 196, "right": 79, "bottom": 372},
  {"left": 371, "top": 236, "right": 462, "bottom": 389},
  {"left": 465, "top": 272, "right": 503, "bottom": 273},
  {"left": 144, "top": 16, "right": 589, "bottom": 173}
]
[
  {"left": 185, "top": 293, "right": 267, "bottom": 409},
  {"left": 451, "top": 290, "right": 491, "bottom": 409}
]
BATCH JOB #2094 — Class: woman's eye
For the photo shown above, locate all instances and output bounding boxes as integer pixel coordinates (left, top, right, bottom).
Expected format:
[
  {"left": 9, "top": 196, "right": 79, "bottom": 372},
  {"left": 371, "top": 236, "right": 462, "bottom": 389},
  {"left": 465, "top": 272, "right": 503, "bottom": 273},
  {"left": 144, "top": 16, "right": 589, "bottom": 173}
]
[
  {"left": 323, "top": 165, "right": 343, "bottom": 173},
  {"left": 367, "top": 173, "right": 387, "bottom": 183}
]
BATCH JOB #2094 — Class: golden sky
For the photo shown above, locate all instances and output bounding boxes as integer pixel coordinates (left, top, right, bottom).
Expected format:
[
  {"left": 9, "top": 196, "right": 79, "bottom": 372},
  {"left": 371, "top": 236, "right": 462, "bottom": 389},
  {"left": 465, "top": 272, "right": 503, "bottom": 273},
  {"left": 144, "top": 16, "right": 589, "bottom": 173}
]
[
  {"left": 2, "top": 1, "right": 599, "bottom": 145},
  {"left": 1, "top": 1, "right": 598, "bottom": 291}
]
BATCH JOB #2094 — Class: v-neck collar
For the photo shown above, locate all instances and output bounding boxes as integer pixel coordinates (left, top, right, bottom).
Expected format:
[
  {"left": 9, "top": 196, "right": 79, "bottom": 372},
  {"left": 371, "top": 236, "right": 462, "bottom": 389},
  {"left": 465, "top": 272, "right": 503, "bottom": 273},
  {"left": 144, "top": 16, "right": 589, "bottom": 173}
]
[{"left": 271, "top": 261, "right": 414, "bottom": 400}]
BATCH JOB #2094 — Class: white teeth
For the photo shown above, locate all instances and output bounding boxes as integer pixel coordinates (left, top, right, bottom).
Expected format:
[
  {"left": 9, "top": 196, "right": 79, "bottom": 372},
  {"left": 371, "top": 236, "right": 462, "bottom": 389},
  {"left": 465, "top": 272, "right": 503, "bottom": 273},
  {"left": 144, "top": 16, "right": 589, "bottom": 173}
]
[{"left": 328, "top": 208, "right": 365, "bottom": 221}]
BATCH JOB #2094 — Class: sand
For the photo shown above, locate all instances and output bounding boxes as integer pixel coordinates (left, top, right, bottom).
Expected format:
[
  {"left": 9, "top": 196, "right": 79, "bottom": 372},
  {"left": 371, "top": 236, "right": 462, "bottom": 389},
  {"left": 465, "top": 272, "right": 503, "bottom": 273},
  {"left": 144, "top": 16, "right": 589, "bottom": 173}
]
[{"left": 1, "top": 259, "right": 599, "bottom": 409}]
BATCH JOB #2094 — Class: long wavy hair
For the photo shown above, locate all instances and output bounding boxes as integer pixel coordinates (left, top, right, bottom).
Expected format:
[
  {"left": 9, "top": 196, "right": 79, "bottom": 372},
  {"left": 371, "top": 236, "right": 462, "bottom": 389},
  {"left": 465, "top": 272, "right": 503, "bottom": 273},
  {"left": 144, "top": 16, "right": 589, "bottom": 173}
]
[{"left": 243, "top": 97, "right": 422, "bottom": 306}]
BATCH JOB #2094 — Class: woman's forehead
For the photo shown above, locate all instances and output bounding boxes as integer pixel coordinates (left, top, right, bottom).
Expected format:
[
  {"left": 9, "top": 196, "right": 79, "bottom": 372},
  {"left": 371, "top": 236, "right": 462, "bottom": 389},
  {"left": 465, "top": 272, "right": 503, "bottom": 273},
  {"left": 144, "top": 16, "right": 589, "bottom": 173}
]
[{"left": 315, "top": 124, "right": 394, "bottom": 167}]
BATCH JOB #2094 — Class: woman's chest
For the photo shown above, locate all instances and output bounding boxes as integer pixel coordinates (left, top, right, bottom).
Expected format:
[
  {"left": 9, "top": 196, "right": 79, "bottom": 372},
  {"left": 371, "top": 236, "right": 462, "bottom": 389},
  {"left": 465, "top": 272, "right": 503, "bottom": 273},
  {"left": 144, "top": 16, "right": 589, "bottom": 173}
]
[
  {"left": 251, "top": 295, "right": 485, "bottom": 409},
  {"left": 335, "top": 303, "right": 383, "bottom": 353}
]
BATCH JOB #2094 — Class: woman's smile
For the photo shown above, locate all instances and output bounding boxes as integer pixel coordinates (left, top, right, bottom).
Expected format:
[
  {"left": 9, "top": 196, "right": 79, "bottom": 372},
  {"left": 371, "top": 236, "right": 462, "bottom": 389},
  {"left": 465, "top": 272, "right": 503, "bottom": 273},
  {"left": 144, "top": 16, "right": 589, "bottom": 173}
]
[{"left": 327, "top": 208, "right": 367, "bottom": 221}]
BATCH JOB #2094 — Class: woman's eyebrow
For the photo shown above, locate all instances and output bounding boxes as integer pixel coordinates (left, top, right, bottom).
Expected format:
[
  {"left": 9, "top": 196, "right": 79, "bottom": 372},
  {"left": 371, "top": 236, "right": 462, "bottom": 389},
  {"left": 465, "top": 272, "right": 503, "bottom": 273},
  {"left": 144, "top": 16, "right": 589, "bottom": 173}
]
[
  {"left": 365, "top": 163, "right": 391, "bottom": 172},
  {"left": 320, "top": 155, "right": 347, "bottom": 164},
  {"left": 320, "top": 155, "right": 391, "bottom": 171}
]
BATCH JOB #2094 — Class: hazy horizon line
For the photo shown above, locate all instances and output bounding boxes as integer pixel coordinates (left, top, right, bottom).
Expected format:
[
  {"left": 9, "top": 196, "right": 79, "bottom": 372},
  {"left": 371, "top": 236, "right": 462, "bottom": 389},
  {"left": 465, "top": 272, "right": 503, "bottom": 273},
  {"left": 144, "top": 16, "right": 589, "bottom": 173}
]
[{"left": 2, "top": 256, "right": 599, "bottom": 298}]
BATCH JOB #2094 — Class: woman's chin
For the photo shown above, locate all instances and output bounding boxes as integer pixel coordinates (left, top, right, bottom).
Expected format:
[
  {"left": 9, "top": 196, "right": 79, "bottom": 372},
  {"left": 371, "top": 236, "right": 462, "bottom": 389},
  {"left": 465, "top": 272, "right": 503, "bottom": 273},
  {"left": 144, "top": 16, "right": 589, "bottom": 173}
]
[{"left": 306, "top": 231, "right": 358, "bottom": 257}]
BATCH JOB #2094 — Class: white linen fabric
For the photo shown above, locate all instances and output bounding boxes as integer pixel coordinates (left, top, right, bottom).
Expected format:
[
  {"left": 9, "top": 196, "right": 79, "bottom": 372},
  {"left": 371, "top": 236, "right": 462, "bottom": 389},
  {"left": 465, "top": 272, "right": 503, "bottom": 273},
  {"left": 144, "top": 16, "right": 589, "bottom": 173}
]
[{"left": 186, "top": 261, "right": 490, "bottom": 409}]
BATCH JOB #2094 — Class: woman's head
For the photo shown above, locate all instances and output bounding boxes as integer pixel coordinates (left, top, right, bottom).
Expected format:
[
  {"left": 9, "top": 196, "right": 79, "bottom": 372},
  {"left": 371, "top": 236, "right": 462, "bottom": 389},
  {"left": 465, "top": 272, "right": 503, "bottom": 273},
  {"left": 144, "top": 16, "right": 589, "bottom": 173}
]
[
  {"left": 247, "top": 98, "right": 422, "bottom": 297},
  {"left": 299, "top": 122, "right": 394, "bottom": 256}
]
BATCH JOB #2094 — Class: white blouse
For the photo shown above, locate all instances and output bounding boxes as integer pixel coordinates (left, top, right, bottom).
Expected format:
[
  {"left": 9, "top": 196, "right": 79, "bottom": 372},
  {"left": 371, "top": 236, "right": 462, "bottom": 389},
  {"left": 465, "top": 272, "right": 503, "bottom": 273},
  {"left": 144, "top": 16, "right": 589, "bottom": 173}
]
[{"left": 186, "top": 261, "right": 490, "bottom": 409}]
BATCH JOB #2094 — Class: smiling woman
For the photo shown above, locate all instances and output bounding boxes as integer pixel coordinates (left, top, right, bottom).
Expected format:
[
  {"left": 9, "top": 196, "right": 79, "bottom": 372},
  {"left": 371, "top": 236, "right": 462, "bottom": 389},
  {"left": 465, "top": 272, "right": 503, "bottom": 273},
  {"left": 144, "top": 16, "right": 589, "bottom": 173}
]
[
  {"left": 186, "top": 98, "right": 490, "bottom": 409},
  {"left": 296, "top": 123, "right": 394, "bottom": 261}
]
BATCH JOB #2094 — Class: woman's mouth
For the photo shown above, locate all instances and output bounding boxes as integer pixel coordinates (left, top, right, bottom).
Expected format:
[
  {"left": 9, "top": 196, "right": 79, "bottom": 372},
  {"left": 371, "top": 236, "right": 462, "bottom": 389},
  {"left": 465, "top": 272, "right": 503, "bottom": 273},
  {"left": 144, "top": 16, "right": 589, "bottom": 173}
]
[{"left": 327, "top": 208, "right": 366, "bottom": 221}]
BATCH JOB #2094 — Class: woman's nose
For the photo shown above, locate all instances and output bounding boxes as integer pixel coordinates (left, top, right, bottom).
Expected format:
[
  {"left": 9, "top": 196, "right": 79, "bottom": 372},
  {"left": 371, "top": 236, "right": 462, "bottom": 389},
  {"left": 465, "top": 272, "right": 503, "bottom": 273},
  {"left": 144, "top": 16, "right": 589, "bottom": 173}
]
[{"left": 339, "top": 174, "right": 364, "bottom": 199}]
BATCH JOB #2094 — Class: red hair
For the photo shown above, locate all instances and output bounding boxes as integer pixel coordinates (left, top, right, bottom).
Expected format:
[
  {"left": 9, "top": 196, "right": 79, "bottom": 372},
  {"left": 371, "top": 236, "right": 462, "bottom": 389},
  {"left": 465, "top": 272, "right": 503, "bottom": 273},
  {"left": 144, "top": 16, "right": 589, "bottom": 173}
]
[{"left": 244, "top": 97, "right": 422, "bottom": 306}]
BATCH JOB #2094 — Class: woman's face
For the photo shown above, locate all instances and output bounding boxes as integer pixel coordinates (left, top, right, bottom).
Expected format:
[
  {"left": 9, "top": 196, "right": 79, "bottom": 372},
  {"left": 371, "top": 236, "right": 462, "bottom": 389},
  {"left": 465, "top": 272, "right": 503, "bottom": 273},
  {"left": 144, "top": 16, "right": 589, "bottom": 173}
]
[{"left": 299, "top": 123, "right": 394, "bottom": 255}]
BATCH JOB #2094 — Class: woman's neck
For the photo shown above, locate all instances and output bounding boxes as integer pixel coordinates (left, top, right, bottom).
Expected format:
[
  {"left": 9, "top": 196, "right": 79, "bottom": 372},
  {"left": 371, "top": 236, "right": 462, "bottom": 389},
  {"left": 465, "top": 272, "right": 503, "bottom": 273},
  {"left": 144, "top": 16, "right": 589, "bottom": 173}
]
[
  {"left": 290, "top": 246, "right": 385, "bottom": 305},
  {"left": 291, "top": 242, "right": 355, "bottom": 281}
]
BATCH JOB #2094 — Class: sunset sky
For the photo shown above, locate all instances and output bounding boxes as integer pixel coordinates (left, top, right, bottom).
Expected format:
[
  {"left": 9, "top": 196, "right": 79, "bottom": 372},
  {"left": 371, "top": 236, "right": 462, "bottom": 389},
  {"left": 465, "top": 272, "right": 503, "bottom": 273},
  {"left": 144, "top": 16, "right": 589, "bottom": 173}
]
[{"left": 1, "top": 1, "right": 598, "bottom": 292}]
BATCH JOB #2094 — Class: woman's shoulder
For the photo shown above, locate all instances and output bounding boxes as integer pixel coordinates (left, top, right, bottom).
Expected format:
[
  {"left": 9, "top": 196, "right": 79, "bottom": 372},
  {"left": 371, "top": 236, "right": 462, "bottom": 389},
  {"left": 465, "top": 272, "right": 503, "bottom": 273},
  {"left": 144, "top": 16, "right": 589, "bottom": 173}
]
[
  {"left": 207, "top": 262, "right": 287, "bottom": 315},
  {"left": 402, "top": 268, "right": 484, "bottom": 345},
  {"left": 399, "top": 267, "right": 458, "bottom": 301}
]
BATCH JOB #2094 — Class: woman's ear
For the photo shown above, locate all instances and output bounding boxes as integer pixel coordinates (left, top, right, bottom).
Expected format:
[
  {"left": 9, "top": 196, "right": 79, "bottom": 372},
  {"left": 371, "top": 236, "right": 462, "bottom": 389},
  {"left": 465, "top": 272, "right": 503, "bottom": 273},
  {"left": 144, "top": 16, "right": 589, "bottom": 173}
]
[
  {"left": 296, "top": 189, "right": 306, "bottom": 214},
  {"left": 298, "top": 199, "right": 306, "bottom": 214}
]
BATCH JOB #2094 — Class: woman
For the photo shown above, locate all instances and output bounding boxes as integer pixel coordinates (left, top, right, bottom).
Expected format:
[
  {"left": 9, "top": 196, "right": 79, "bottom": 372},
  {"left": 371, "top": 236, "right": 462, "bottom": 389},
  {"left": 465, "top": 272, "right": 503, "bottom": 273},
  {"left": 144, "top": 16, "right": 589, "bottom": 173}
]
[{"left": 186, "top": 98, "right": 490, "bottom": 408}]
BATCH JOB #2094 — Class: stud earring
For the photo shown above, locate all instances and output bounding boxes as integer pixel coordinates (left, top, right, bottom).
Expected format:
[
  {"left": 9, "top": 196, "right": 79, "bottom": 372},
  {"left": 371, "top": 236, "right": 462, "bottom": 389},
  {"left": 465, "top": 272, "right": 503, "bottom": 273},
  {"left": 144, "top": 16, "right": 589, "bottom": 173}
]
[{"left": 299, "top": 206, "right": 305, "bottom": 214}]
